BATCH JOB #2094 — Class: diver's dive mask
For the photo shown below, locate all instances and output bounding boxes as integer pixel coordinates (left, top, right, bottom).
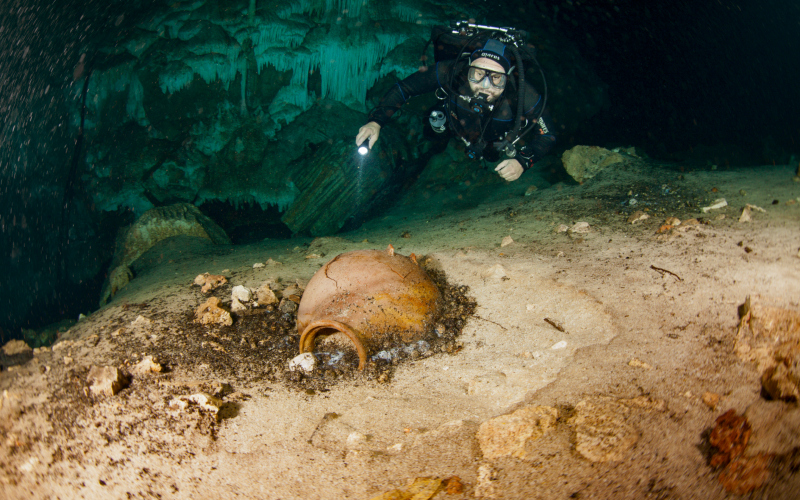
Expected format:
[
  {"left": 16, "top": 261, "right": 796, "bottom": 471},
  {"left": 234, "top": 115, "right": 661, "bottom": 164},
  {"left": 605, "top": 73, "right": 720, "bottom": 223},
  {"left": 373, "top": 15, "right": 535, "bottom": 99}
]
[{"left": 467, "top": 66, "right": 507, "bottom": 89}]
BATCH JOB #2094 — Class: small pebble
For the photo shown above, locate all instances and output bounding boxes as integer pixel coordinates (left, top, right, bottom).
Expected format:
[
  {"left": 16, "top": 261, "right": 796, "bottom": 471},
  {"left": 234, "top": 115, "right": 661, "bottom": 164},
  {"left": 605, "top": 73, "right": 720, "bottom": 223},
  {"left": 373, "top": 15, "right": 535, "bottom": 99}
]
[
  {"left": 702, "top": 391, "right": 720, "bottom": 409},
  {"left": 288, "top": 353, "right": 316, "bottom": 373}
]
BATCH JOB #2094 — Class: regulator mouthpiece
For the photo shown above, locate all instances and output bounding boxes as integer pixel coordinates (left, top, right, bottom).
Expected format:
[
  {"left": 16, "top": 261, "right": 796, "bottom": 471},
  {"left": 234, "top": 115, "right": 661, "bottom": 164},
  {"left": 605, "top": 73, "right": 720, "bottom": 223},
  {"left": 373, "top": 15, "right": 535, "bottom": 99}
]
[{"left": 357, "top": 140, "right": 369, "bottom": 156}]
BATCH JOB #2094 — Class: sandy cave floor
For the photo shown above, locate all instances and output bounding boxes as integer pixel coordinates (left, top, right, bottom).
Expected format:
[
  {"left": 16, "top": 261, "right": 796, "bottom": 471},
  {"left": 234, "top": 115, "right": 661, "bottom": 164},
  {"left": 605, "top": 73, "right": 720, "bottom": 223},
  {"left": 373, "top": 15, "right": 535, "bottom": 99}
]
[{"left": 2, "top": 159, "right": 800, "bottom": 499}]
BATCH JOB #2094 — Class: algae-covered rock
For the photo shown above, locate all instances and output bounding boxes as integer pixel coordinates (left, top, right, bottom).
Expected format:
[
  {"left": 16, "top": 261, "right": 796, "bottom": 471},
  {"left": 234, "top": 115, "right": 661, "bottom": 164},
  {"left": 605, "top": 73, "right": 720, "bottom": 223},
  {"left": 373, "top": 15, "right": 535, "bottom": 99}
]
[{"left": 561, "top": 145, "right": 628, "bottom": 183}]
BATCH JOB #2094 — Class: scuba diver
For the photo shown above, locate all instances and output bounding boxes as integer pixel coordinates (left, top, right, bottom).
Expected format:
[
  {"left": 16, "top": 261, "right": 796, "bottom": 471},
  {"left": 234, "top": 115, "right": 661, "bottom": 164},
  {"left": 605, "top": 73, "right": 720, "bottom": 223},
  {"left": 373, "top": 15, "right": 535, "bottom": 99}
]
[{"left": 356, "top": 22, "right": 556, "bottom": 182}]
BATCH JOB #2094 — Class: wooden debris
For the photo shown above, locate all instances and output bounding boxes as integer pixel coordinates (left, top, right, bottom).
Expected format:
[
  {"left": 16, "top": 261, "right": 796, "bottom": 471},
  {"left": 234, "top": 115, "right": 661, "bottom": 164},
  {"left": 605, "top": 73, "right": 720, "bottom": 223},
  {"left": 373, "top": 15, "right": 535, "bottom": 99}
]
[{"left": 544, "top": 317, "right": 565, "bottom": 332}]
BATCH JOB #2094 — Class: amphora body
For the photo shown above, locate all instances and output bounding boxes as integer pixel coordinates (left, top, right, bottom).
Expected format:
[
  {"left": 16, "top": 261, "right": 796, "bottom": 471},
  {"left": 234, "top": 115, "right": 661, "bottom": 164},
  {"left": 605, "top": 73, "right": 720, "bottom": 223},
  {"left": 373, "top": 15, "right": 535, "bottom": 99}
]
[{"left": 297, "top": 246, "right": 441, "bottom": 370}]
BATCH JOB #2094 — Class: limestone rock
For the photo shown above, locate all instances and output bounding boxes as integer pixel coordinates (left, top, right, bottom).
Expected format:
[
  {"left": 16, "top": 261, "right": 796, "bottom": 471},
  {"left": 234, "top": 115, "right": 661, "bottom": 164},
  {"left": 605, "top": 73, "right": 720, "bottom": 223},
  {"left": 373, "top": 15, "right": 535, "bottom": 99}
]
[
  {"left": 761, "top": 358, "right": 800, "bottom": 400},
  {"left": 477, "top": 405, "right": 558, "bottom": 460},
  {"left": 100, "top": 204, "right": 230, "bottom": 305},
  {"left": 474, "top": 464, "right": 500, "bottom": 499},
  {"left": 569, "top": 398, "right": 640, "bottom": 462},
  {"left": 1, "top": 339, "right": 34, "bottom": 369},
  {"left": 195, "top": 273, "right": 227, "bottom": 293},
  {"left": 279, "top": 298, "right": 298, "bottom": 314},
  {"left": 2, "top": 339, "right": 32, "bottom": 356},
  {"left": 744, "top": 399, "right": 800, "bottom": 456},
  {"left": 627, "top": 211, "right": 649, "bottom": 224},
  {"left": 87, "top": 366, "right": 129, "bottom": 397},
  {"left": 168, "top": 393, "right": 223, "bottom": 421},
  {"left": 736, "top": 295, "right": 800, "bottom": 400},
  {"left": 561, "top": 145, "right": 627, "bottom": 183},
  {"left": 131, "top": 356, "right": 163, "bottom": 375},
  {"left": 230, "top": 297, "right": 247, "bottom": 313},
  {"left": 256, "top": 283, "right": 279, "bottom": 305},
  {"left": 194, "top": 297, "right": 233, "bottom": 326},
  {"left": 500, "top": 236, "right": 514, "bottom": 247}
]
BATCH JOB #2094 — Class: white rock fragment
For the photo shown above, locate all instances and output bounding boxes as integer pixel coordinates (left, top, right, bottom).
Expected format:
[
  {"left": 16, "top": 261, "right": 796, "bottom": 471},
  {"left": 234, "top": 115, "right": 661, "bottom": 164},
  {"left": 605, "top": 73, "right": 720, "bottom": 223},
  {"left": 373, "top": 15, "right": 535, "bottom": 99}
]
[
  {"left": 556, "top": 224, "right": 569, "bottom": 233},
  {"left": 288, "top": 352, "right": 316, "bottom": 373},
  {"left": 739, "top": 206, "right": 752, "bottom": 222},
  {"left": 551, "top": 340, "right": 568, "bottom": 350},
  {"left": 253, "top": 262, "right": 265, "bottom": 268},
  {"left": 739, "top": 203, "right": 767, "bottom": 223},
  {"left": 87, "top": 366, "right": 129, "bottom": 397},
  {"left": 231, "top": 285, "right": 252, "bottom": 302},
  {"left": 500, "top": 236, "right": 514, "bottom": 247},
  {"left": 701, "top": 198, "right": 727, "bottom": 213},
  {"left": 569, "top": 221, "right": 591, "bottom": 233},
  {"left": 481, "top": 264, "right": 508, "bottom": 279},
  {"left": 131, "top": 356, "right": 163, "bottom": 375}
]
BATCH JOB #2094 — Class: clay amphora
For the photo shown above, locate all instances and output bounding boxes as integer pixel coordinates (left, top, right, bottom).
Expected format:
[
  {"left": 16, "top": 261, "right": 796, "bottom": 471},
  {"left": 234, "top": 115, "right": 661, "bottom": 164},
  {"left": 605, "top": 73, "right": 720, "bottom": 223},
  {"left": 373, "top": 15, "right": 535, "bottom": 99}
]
[{"left": 297, "top": 245, "right": 441, "bottom": 370}]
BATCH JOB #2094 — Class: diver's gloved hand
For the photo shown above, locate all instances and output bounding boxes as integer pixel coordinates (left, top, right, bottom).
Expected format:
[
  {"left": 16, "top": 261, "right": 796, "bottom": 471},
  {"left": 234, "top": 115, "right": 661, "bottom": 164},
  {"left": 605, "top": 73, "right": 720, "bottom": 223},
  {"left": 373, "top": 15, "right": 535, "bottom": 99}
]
[
  {"left": 356, "top": 121, "right": 381, "bottom": 150},
  {"left": 495, "top": 159, "right": 524, "bottom": 181}
]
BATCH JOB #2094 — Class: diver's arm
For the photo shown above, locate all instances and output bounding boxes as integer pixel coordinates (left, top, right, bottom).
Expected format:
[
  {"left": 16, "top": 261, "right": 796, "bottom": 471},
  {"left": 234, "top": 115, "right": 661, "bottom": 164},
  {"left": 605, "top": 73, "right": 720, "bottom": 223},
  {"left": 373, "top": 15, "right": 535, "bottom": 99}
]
[
  {"left": 366, "top": 62, "right": 449, "bottom": 127},
  {"left": 515, "top": 84, "right": 556, "bottom": 170}
]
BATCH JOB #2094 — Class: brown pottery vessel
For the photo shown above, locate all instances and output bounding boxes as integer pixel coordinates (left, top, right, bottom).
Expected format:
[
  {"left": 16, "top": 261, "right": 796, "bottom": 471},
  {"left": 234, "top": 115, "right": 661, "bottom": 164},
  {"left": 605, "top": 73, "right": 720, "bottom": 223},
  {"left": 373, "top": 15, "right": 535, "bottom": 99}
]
[{"left": 297, "top": 245, "right": 441, "bottom": 370}]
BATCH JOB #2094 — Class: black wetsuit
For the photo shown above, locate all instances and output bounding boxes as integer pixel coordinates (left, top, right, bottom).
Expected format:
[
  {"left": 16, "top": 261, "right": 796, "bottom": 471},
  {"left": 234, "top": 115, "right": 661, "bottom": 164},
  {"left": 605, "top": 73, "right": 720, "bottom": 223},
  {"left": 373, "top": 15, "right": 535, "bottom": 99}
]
[{"left": 367, "top": 60, "right": 556, "bottom": 169}]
